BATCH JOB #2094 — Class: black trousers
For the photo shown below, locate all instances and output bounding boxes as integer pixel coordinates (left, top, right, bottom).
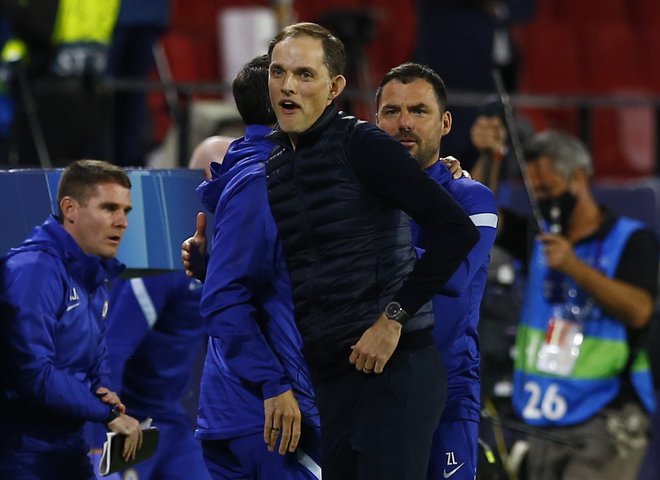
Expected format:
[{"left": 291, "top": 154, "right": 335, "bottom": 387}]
[{"left": 316, "top": 343, "right": 446, "bottom": 480}]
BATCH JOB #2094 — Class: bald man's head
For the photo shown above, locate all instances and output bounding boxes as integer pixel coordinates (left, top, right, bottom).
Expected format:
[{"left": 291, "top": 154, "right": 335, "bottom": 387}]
[{"left": 189, "top": 136, "right": 236, "bottom": 179}]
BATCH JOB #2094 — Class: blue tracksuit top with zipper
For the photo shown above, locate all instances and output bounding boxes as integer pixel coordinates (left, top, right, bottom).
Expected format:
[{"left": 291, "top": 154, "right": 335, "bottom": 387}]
[
  {"left": 0, "top": 215, "right": 124, "bottom": 452},
  {"left": 411, "top": 161, "right": 498, "bottom": 422},
  {"left": 195, "top": 124, "right": 319, "bottom": 440}
]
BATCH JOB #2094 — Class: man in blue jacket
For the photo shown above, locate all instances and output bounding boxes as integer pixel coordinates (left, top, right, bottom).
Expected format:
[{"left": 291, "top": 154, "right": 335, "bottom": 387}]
[
  {"left": 0, "top": 160, "right": 143, "bottom": 479},
  {"left": 189, "top": 55, "right": 321, "bottom": 479},
  {"left": 375, "top": 63, "right": 498, "bottom": 480}
]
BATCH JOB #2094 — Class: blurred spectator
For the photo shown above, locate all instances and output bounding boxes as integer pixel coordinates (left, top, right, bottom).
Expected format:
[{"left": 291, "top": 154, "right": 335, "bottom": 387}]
[
  {"left": 2, "top": 0, "right": 120, "bottom": 166},
  {"left": 0, "top": 16, "right": 15, "bottom": 163},
  {"left": 188, "top": 135, "right": 235, "bottom": 179},
  {"left": 106, "top": 0, "right": 171, "bottom": 167},
  {"left": 488, "top": 130, "right": 657, "bottom": 480},
  {"left": 414, "top": 0, "right": 536, "bottom": 170}
]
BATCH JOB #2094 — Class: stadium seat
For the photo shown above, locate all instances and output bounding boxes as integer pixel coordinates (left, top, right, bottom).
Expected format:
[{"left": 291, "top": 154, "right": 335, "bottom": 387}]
[
  {"left": 555, "top": 0, "right": 629, "bottom": 25},
  {"left": 516, "top": 21, "right": 582, "bottom": 136},
  {"left": 532, "top": 0, "right": 560, "bottom": 22},
  {"left": 574, "top": 22, "right": 654, "bottom": 179},
  {"left": 578, "top": 22, "right": 641, "bottom": 94},
  {"left": 629, "top": 0, "right": 660, "bottom": 29},
  {"left": 637, "top": 29, "right": 660, "bottom": 94},
  {"left": 590, "top": 105, "right": 656, "bottom": 180}
]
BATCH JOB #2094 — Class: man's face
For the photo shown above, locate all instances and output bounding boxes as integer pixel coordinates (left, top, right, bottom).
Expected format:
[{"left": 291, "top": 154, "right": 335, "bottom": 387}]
[
  {"left": 62, "top": 182, "right": 132, "bottom": 258},
  {"left": 269, "top": 35, "right": 341, "bottom": 145},
  {"left": 376, "top": 78, "right": 451, "bottom": 169},
  {"left": 527, "top": 155, "right": 570, "bottom": 201}
]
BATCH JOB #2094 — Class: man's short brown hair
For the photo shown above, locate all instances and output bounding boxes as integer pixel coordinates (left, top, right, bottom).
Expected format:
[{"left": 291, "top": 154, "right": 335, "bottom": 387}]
[{"left": 57, "top": 159, "right": 131, "bottom": 216}]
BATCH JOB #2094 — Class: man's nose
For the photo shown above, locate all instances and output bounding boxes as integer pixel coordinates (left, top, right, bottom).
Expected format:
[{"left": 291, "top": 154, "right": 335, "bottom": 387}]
[
  {"left": 398, "top": 112, "right": 413, "bottom": 131},
  {"left": 282, "top": 73, "right": 296, "bottom": 94},
  {"left": 114, "top": 211, "right": 128, "bottom": 228}
]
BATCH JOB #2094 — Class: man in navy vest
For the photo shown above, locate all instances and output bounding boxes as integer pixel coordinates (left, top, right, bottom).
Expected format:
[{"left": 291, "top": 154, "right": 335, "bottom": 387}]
[{"left": 265, "top": 23, "right": 479, "bottom": 479}]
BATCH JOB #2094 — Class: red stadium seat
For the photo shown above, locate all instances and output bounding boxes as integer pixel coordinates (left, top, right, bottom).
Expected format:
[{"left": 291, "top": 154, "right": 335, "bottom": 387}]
[
  {"left": 555, "top": 0, "right": 629, "bottom": 25},
  {"left": 533, "top": 0, "right": 560, "bottom": 22},
  {"left": 578, "top": 23, "right": 641, "bottom": 94},
  {"left": 591, "top": 105, "right": 656, "bottom": 180},
  {"left": 518, "top": 21, "right": 582, "bottom": 94},
  {"left": 637, "top": 29, "right": 660, "bottom": 94},
  {"left": 629, "top": 0, "right": 660, "bottom": 29},
  {"left": 516, "top": 21, "right": 582, "bottom": 137}
]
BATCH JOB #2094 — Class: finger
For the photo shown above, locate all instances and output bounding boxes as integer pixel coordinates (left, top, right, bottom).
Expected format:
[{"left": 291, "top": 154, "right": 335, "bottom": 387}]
[
  {"left": 288, "top": 417, "right": 301, "bottom": 453},
  {"left": 131, "top": 435, "right": 138, "bottom": 461},
  {"left": 348, "top": 346, "right": 359, "bottom": 365},
  {"left": 263, "top": 415, "right": 271, "bottom": 444},
  {"left": 123, "top": 434, "right": 133, "bottom": 462},
  {"left": 181, "top": 242, "right": 191, "bottom": 258},
  {"left": 362, "top": 357, "right": 376, "bottom": 374},
  {"left": 278, "top": 419, "right": 292, "bottom": 455},
  {"left": 374, "top": 360, "right": 386, "bottom": 374},
  {"left": 353, "top": 354, "right": 365, "bottom": 371},
  {"left": 195, "top": 212, "right": 207, "bottom": 238},
  {"left": 268, "top": 424, "right": 281, "bottom": 452}
]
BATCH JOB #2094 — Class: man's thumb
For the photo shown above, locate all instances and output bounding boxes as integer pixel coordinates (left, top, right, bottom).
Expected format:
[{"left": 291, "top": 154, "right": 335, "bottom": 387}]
[{"left": 195, "top": 212, "right": 207, "bottom": 238}]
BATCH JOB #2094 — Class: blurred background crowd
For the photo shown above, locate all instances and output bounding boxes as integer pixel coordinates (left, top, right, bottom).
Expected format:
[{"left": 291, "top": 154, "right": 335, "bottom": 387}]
[{"left": 1, "top": 1, "right": 660, "bottom": 479}]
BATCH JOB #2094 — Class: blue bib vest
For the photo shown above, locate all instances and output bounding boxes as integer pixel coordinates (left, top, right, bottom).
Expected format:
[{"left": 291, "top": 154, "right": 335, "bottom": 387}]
[{"left": 513, "top": 217, "right": 655, "bottom": 426}]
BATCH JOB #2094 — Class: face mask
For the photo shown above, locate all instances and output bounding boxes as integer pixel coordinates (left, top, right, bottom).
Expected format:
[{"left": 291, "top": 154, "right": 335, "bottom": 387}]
[{"left": 538, "top": 191, "right": 577, "bottom": 234}]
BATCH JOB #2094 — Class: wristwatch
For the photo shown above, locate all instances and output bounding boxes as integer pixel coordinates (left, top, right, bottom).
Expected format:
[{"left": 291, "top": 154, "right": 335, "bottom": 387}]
[
  {"left": 384, "top": 301, "right": 409, "bottom": 324},
  {"left": 105, "top": 405, "right": 121, "bottom": 425}
]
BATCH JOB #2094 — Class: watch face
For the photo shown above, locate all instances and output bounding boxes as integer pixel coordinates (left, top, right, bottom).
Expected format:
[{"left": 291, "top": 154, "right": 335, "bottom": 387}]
[{"left": 385, "top": 302, "right": 402, "bottom": 318}]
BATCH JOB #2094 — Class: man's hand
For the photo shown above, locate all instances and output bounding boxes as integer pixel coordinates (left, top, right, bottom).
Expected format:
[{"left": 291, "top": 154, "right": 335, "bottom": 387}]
[
  {"left": 471, "top": 115, "right": 507, "bottom": 155},
  {"left": 349, "top": 314, "right": 402, "bottom": 374},
  {"left": 441, "top": 156, "right": 470, "bottom": 179},
  {"left": 181, "top": 212, "right": 208, "bottom": 281},
  {"left": 107, "top": 414, "right": 143, "bottom": 461},
  {"left": 96, "top": 387, "right": 125, "bottom": 414},
  {"left": 263, "top": 389, "right": 301, "bottom": 455},
  {"left": 540, "top": 233, "right": 579, "bottom": 274}
]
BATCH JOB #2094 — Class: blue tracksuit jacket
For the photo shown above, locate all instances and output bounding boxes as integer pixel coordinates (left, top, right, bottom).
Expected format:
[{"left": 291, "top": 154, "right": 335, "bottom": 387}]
[
  {"left": 0, "top": 215, "right": 124, "bottom": 453},
  {"left": 412, "top": 161, "right": 498, "bottom": 423},
  {"left": 194, "top": 124, "right": 319, "bottom": 441},
  {"left": 412, "top": 161, "right": 497, "bottom": 480}
]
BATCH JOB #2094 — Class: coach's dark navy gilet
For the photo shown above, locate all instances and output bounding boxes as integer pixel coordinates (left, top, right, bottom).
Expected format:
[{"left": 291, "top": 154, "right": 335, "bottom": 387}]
[{"left": 266, "top": 104, "right": 433, "bottom": 379}]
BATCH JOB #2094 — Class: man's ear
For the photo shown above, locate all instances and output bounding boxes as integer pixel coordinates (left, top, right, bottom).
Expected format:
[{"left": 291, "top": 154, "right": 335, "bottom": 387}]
[
  {"left": 441, "top": 111, "right": 452, "bottom": 136},
  {"left": 328, "top": 75, "right": 347, "bottom": 101},
  {"left": 59, "top": 196, "right": 78, "bottom": 224}
]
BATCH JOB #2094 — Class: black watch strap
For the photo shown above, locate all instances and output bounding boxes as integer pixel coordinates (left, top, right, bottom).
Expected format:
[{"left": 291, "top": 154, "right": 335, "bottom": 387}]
[
  {"left": 384, "top": 301, "right": 409, "bottom": 324},
  {"left": 105, "top": 405, "right": 121, "bottom": 425}
]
